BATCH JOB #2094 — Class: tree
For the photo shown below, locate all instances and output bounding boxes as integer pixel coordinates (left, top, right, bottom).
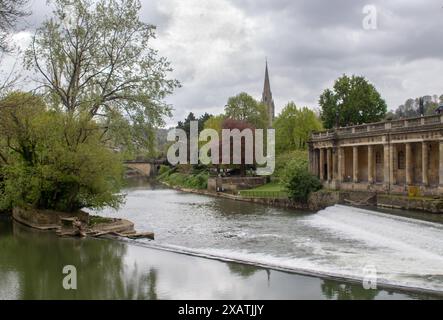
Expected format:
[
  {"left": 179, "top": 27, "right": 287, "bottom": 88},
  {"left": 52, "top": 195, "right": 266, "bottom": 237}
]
[
  {"left": 0, "top": 91, "right": 124, "bottom": 212},
  {"left": 0, "top": 0, "right": 30, "bottom": 53},
  {"left": 393, "top": 95, "right": 441, "bottom": 119},
  {"left": 282, "top": 158, "right": 322, "bottom": 203},
  {"left": 274, "top": 102, "right": 322, "bottom": 154},
  {"left": 0, "top": 0, "right": 30, "bottom": 94},
  {"left": 221, "top": 118, "right": 256, "bottom": 176},
  {"left": 225, "top": 92, "right": 268, "bottom": 129},
  {"left": 25, "top": 0, "right": 180, "bottom": 154},
  {"left": 176, "top": 112, "right": 213, "bottom": 163},
  {"left": 319, "top": 75, "right": 387, "bottom": 129},
  {"left": 203, "top": 114, "right": 225, "bottom": 134},
  {"left": 177, "top": 112, "right": 211, "bottom": 136}
]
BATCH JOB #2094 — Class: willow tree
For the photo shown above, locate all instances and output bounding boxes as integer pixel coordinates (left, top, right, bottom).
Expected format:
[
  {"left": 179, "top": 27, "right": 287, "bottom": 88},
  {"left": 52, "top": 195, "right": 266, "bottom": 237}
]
[{"left": 25, "top": 0, "right": 180, "bottom": 154}]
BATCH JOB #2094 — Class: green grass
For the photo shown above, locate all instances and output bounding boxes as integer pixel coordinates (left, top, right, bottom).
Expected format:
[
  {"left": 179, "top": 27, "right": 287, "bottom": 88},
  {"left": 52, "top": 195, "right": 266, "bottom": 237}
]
[
  {"left": 158, "top": 170, "right": 209, "bottom": 190},
  {"left": 89, "top": 215, "right": 114, "bottom": 227},
  {"left": 239, "top": 182, "right": 288, "bottom": 199}
]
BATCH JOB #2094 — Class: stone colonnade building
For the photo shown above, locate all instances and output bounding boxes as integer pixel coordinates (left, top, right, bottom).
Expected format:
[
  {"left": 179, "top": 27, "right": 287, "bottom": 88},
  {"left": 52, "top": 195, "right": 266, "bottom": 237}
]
[{"left": 308, "top": 114, "right": 443, "bottom": 196}]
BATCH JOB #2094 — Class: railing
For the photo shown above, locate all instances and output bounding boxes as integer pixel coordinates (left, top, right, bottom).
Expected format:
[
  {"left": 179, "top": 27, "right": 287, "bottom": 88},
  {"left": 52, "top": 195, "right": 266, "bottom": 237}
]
[
  {"left": 311, "top": 114, "right": 443, "bottom": 140},
  {"left": 238, "top": 190, "right": 289, "bottom": 199}
]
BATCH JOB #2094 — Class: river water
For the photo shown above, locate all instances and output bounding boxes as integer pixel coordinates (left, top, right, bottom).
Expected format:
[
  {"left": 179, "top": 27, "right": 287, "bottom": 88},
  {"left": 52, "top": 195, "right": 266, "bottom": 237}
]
[
  {"left": 1, "top": 179, "right": 442, "bottom": 299},
  {"left": 92, "top": 179, "right": 443, "bottom": 295}
]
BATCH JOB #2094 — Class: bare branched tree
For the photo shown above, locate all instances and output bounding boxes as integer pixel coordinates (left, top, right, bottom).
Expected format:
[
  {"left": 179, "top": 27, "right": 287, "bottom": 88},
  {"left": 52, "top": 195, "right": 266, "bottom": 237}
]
[
  {"left": 25, "top": 0, "right": 180, "bottom": 153},
  {"left": 0, "top": 0, "right": 30, "bottom": 53}
]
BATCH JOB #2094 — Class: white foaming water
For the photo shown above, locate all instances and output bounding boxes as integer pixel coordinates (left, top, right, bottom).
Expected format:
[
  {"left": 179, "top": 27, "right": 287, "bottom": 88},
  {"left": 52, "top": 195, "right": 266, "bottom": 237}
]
[
  {"left": 157, "top": 205, "right": 443, "bottom": 292},
  {"left": 93, "top": 187, "right": 443, "bottom": 293}
]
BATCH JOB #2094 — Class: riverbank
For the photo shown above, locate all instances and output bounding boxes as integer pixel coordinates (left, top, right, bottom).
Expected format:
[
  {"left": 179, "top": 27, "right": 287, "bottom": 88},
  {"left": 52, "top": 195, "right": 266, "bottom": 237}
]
[
  {"left": 10, "top": 206, "right": 154, "bottom": 240},
  {"left": 160, "top": 178, "right": 443, "bottom": 214},
  {"left": 161, "top": 181, "right": 312, "bottom": 210}
]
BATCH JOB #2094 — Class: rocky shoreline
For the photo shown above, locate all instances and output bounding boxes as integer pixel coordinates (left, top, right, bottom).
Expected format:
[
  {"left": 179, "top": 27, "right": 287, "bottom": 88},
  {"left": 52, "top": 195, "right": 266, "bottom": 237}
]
[{"left": 11, "top": 206, "right": 154, "bottom": 240}]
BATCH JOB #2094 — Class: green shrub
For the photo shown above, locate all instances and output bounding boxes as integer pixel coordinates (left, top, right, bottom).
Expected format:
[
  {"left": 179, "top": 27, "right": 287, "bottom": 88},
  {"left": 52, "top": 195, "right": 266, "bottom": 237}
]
[
  {"left": 158, "top": 165, "right": 172, "bottom": 176},
  {"left": 161, "top": 171, "right": 208, "bottom": 190},
  {"left": 274, "top": 150, "right": 308, "bottom": 180},
  {"left": 285, "top": 166, "right": 322, "bottom": 203}
]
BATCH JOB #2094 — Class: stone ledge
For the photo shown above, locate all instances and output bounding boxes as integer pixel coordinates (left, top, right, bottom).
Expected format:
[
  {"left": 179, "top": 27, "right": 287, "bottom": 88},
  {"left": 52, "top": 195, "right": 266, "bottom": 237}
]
[
  {"left": 13, "top": 207, "right": 89, "bottom": 230},
  {"left": 12, "top": 206, "right": 154, "bottom": 240}
]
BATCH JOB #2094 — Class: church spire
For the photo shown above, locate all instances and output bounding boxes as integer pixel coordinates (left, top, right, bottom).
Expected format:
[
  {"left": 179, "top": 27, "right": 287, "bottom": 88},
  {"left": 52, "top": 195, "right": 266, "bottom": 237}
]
[{"left": 261, "top": 59, "right": 275, "bottom": 127}]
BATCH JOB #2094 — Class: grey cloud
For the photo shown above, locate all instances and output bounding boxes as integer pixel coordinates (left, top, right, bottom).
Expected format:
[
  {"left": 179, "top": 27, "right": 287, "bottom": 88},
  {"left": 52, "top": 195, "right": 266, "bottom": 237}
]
[{"left": 5, "top": 0, "right": 443, "bottom": 127}]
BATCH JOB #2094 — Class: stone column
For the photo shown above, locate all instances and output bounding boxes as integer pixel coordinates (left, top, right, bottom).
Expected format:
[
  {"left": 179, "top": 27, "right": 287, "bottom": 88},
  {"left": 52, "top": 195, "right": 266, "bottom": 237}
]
[
  {"left": 406, "top": 143, "right": 412, "bottom": 186},
  {"left": 384, "top": 144, "right": 390, "bottom": 187},
  {"left": 337, "top": 147, "right": 343, "bottom": 183},
  {"left": 422, "top": 142, "right": 428, "bottom": 186},
  {"left": 390, "top": 144, "right": 396, "bottom": 185},
  {"left": 368, "top": 145, "right": 374, "bottom": 184},
  {"left": 327, "top": 148, "right": 332, "bottom": 181},
  {"left": 353, "top": 146, "right": 358, "bottom": 183},
  {"left": 439, "top": 142, "right": 443, "bottom": 188},
  {"left": 319, "top": 148, "right": 325, "bottom": 181},
  {"left": 308, "top": 147, "right": 313, "bottom": 174},
  {"left": 314, "top": 149, "right": 320, "bottom": 178}
]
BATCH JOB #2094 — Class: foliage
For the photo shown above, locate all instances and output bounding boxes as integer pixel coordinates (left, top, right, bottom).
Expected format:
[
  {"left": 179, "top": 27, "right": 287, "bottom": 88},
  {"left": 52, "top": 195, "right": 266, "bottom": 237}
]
[
  {"left": 279, "top": 149, "right": 321, "bottom": 203},
  {"left": 177, "top": 112, "right": 212, "bottom": 135},
  {"left": 158, "top": 165, "right": 172, "bottom": 176},
  {"left": 203, "top": 114, "right": 225, "bottom": 134},
  {"left": 274, "top": 102, "right": 322, "bottom": 154},
  {"left": 24, "top": 0, "right": 180, "bottom": 155},
  {"left": 284, "top": 166, "right": 322, "bottom": 203},
  {"left": 274, "top": 150, "right": 309, "bottom": 180},
  {"left": 319, "top": 74, "right": 387, "bottom": 129},
  {"left": 0, "top": 92, "right": 124, "bottom": 212},
  {"left": 225, "top": 92, "right": 268, "bottom": 129},
  {"left": 160, "top": 171, "right": 208, "bottom": 190},
  {"left": 0, "top": 0, "right": 30, "bottom": 53},
  {"left": 392, "top": 95, "right": 443, "bottom": 119}
]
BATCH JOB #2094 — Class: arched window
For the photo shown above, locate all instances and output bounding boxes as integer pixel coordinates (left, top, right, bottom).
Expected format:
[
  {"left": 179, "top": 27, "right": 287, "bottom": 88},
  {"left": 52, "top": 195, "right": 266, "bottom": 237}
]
[{"left": 398, "top": 151, "right": 405, "bottom": 170}]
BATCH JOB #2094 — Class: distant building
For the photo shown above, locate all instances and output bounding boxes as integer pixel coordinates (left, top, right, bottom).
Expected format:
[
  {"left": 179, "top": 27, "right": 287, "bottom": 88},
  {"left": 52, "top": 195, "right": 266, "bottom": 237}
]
[
  {"left": 308, "top": 114, "right": 443, "bottom": 196},
  {"left": 261, "top": 61, "right": 275, "bottom": 127}
]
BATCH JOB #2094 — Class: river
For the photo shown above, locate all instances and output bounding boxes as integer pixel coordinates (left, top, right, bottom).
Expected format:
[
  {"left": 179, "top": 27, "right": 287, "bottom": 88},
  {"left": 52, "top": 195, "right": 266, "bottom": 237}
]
[{"left": 1, "top": 178, "right": 442, "bottom": 299}]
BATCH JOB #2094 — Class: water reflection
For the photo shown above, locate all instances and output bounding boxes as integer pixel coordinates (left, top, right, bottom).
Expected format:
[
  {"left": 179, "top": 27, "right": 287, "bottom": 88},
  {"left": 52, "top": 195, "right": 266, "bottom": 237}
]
[
  {"left": 1, "top": 221, "right": 157, "bottom": 300},
  {"left": 1, "top": 220, "right": 438, "bottom": 299},
  {"left": 321, "top": 280, "right": 378, "bottom": 300}
]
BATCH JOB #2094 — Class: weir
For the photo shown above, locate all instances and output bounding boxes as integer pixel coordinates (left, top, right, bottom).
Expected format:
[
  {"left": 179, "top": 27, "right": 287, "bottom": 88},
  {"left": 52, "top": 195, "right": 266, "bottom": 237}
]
[{"left": 92, "top": 182, "right": 443, "bottom": 294}]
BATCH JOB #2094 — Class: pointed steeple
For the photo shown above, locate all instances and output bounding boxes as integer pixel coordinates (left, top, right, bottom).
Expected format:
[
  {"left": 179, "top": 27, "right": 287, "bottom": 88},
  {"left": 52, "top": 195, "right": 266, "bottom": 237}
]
[{"left": 261, "top": 59, "right": 275, "bottom": 127}]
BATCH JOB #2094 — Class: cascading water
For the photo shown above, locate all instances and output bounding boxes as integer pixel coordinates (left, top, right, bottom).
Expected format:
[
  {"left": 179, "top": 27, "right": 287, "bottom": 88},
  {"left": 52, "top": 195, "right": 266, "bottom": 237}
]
[{"left": 92, "top": 182, "right": 443, "bottom": 293}]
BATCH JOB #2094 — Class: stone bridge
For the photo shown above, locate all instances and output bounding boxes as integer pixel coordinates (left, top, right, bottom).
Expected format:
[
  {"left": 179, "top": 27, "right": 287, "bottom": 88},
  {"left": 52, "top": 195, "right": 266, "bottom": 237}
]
[{"left": 124, "top": 159, "right": 167, "bottom": 178}]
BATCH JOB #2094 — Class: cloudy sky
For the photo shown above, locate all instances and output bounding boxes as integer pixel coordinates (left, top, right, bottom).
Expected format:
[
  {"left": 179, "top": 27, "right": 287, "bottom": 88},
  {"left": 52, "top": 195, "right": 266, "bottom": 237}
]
[{"left": 4, "top": 0, "right": 443, "bottom": 126}]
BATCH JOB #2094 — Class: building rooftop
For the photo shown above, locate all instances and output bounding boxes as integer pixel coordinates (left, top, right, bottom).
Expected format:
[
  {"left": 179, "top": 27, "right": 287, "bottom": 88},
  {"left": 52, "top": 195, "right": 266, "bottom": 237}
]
[{"left": 311, "top": 113, "right": 443, "bottom": 141}]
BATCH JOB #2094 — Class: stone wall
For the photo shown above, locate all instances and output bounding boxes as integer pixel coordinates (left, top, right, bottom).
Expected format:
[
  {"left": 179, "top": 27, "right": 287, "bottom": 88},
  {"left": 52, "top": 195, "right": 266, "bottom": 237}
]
[
  {"left": 377, "top": 194, "right": 443, "bottom": 214},
  {"left": 308, "top": 190, "right": 340, "bottom": 211},
  {"left": 207, "top": 176, "right": 268, "bottom": 193}
]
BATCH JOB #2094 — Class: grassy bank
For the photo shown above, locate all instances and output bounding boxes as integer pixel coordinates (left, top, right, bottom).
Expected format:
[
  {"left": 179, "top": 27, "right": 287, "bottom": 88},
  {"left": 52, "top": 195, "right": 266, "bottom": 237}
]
[
  {"left": 157, "top": 166, "right": 209, "bottom": 190},
  {"left": 239, "top": 182, "right": 288, "bottom": 199}
]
